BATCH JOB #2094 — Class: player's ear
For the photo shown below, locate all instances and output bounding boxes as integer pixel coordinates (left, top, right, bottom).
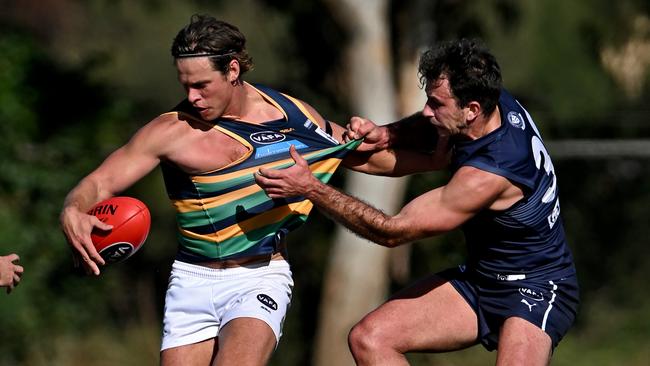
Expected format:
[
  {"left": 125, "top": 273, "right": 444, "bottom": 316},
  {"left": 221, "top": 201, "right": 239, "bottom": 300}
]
[
  {"left": 465, "top": 101, "right": 482, "bottom": 122},
  {"left": 227, "top": 59, "right": 240, "bottom": 84}
]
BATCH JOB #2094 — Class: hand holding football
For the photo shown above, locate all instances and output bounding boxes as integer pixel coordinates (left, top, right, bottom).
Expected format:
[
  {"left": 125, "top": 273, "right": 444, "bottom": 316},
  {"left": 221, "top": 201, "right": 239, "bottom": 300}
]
[{"left": 87, "top": 196, "right": 151, "bottom": 264}]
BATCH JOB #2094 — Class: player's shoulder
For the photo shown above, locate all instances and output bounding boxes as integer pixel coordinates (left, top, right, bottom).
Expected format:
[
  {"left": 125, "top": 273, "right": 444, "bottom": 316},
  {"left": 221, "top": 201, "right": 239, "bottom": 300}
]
[
  {"left": 147, "top": 104, "right": 204, "bottom": 131},
  {"left": 450, "top": 165, "right": 512, "bottom": 196},
  {"left": 127, "top": 108, "right": 198, "bottom": 149}
]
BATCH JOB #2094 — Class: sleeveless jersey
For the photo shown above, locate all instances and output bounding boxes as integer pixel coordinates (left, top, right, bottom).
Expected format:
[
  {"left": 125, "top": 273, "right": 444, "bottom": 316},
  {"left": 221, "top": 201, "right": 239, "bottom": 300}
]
[
  {"left": 161, "top": 84, "right": 361, "bottom": 263},
  {"left": 451, "top": 89, "right": 576, "bottom": 281}
]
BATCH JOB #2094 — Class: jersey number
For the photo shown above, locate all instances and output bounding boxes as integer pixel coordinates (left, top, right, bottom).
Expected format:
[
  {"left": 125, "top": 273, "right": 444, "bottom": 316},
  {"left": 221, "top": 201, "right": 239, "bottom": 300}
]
[{"left": 522, "top": 103, "right": 560, "bottom": 229}]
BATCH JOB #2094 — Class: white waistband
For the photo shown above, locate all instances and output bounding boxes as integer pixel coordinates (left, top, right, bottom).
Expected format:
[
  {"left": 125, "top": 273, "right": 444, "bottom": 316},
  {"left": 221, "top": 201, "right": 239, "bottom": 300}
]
[{"left": 171, "top": 259, "right": 290, "bottom": 280}]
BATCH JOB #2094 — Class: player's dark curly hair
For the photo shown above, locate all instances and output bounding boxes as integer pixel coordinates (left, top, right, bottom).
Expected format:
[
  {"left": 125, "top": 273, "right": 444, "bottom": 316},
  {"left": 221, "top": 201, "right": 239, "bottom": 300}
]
[
  {"left": 418, "top": 39, "right": 502, "bottom": 116},
  {"left": 171, "top": 14, "right": 253, "bottom": 77}
]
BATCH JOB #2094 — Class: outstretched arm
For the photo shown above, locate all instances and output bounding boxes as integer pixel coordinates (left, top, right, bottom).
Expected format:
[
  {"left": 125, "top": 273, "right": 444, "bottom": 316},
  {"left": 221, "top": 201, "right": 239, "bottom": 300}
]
[
  {"left": 255, "top": 145, "right": 511, "bottom": 247},
  {"left": 294, "top": 99, "right": 449, "bottom": 176},
  {"left": 340, "top": 114, "right": 451, "bottom": 176}
]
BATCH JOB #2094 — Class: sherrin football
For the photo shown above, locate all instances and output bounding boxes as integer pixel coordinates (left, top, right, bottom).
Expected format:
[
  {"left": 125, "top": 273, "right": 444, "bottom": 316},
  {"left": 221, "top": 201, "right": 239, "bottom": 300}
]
[{"left": 87, "top": 196, "right": 151, "bottom": 264}]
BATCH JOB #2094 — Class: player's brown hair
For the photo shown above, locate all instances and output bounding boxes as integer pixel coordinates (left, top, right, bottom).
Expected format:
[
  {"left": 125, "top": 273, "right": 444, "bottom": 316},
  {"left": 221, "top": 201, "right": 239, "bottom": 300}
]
[{"left": 171, "top": 14, "right": 253, "bottom": 77}]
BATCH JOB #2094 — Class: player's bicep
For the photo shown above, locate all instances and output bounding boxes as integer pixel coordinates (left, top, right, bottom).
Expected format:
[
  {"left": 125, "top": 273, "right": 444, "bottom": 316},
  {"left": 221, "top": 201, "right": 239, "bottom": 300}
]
[
  {"left": 390, "top": 167, "right": 509, "bottom": 239},
  {"left": 85, "top": 129, "right": 162, "bottom": 197},
  {"left": 389, "top": 187, "right": 466, "bottom": 241}
]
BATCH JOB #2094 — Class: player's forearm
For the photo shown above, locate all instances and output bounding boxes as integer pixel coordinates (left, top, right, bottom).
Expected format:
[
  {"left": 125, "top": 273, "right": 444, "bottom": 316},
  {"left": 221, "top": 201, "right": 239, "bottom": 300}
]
[
  {"left": 304, "top": 182, "right": 409, "bottom": 247},
  {"left": 62, "top": 177, "right": 109, "bottom": 213},
  {"left": 386, "top": 112, "right": 438, "bottom": 151},
  {"left": 343, "top": 149, "right": 402, "bottom": 176}
]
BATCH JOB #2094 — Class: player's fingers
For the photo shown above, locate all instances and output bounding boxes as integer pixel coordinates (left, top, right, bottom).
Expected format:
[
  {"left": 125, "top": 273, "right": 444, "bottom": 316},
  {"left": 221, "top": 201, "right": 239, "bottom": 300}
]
[
  {"left": 13, "top": 273, "right": 21, "bottom": 285},
  {"left": 266, "top": 190, "right": 286, "bottom": 199},
  {"left": 80, "top": 231, "right": 106, "bottom": 267},
  {"left": 82, "top": 257, "right": 101, "bottom": 276},
  {"left": 257, "top": 167, "right": 285, "bottom": 180},
  {"left": 14, "top": 264, "right": 24, "bottom": 274},
  {"left": 289, "top": 145, "right": 308, "bottom": 167},
  {"left": 254, "top": 170, "right": 273, "bottom": 185},
  {"left": 344, "top": 123, "right": 357, "bottom": 141},
  {"left": 77, "top": 237, "right": 103, "bottom": 274},
  {"left": 6, "top": 253, "right": 19, "bottom": 262},
  {"left": 92, "top": 217, "right": 113, "bottom": 231}
]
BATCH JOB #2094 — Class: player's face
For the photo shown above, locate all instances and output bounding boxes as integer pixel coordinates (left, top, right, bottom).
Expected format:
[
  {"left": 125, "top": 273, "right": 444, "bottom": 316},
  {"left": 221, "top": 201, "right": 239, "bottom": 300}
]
[
  {"left": 422, "top": 77, "right": 468, "bottom": 135},
  {"left": 176, "top": 57, "right": 236, "bottom": 121}
]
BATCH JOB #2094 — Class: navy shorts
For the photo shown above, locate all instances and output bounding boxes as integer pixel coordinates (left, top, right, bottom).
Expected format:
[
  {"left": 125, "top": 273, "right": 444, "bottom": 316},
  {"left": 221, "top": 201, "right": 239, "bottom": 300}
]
[{"left": 439, "top": 266, "right": 579, "bottom": 351}]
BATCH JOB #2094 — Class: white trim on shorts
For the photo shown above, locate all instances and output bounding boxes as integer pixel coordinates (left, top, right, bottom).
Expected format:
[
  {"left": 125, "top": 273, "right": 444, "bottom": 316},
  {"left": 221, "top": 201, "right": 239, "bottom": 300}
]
[{"left": 161, "top": 259, "right": 293, "bottom": 351}]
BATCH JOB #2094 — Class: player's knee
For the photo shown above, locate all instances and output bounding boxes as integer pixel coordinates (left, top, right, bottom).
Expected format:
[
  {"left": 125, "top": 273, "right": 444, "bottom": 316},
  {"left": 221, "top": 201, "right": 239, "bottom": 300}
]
[{"left": 348, "top": 319, "right": 386, "bottom": 356}]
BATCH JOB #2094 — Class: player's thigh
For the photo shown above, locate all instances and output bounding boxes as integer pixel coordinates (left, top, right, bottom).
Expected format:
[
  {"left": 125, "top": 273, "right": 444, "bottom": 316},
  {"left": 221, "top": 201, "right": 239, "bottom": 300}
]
[
  {"left": 214, "top": 317, "right": 276, "bottom": 366},
  {"left": 355, "top": 274, "right": 479, "bottom": 352},
  {"left": 160, "top": 338, "right": 217, "bottom": 366},
  {"left": 496, "top": 317, "right": 552, "bottom": 366}
]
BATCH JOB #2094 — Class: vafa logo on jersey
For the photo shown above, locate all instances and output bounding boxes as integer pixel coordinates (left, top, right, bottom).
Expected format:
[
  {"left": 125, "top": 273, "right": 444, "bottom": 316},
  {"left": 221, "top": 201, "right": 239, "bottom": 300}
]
[
  {"left": 507, "top": 111, "right": 526, "bottom": 130},
  {"left": 250, "top": 131, "right": 286, "bottom": 144}
]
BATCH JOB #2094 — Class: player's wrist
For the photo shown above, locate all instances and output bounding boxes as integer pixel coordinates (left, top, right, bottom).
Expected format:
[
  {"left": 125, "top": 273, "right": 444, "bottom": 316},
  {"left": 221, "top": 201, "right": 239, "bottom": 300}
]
[
  {"left": 303, "top": 178, "right": 327, "bottom": 201},
  {"left": 384, "top": 125, "right": 398, "bottom": 149}
]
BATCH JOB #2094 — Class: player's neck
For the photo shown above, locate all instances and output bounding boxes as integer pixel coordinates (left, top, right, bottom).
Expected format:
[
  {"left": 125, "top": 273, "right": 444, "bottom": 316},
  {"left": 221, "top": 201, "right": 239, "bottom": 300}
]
[
  {"left": 225, "top": 82, "right": 284, "bottom": 124},
  {"left": 465, "top": 106, "right": 501, "bottom": 140},
  {"left": 220, "top": 81, "right": 249, "bottom": 120}
]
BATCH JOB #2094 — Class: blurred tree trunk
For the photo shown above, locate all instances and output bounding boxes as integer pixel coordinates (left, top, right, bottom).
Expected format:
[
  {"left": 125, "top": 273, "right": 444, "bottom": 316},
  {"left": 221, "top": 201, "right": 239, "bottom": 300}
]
[
  {"left": 312, "top": 1, "right": 435, "bottom": 364},
  {"left": 389, "top": 0, "right": 435, "bottom": 285},
  {"left": 313, "top": 1, "right": 405, "bottom": 365}
]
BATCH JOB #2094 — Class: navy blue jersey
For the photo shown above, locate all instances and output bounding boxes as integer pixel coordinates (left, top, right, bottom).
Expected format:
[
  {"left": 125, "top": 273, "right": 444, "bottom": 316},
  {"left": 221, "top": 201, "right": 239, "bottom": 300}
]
[{"left": 451, "top": 90, "right": 576, "bottom": 282}]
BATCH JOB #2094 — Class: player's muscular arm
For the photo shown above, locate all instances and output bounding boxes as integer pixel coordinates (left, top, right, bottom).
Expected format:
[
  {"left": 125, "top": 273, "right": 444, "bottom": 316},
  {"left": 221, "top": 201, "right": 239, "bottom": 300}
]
[
  {"left": 257, "top": 156, "right": 511, "bottom": 247},
  {"left": 346, "top": 112, "right": 439, "bottom": 151},
  {"left": 341, "top": 115, "right": 450, "bottom": 175},
  {"left": 60, "top": 114, "right": 174, "bottom": 274},
  {"left": 296, "top": 101, "right": 449, "bottom": 175},
  {"left": 63, "top": 115, "right": 172, "bottom": 210},
  {"left": 310, "top": 167, "right": 508, "bottom": 246}
]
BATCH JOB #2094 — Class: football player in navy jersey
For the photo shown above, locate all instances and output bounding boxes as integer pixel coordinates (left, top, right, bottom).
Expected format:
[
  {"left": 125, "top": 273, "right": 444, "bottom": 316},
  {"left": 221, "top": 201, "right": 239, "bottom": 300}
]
[{"left": 256, "top": 39, "right": 579, "bottom": 365}]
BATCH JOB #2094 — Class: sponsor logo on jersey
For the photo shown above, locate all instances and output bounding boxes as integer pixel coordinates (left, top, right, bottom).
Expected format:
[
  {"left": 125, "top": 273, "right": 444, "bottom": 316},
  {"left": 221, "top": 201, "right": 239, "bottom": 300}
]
[
  {"left": 250, "top": 131, "right": 286, "bottom": 144},
  {"left": 507, "top": 111, "right": 526, "bottom": 130},
  {"left": 519, "top": 287, "right": 544, "bottom": 301},
  {"left": 257, "top": 294, "right": 278, "bottom": 311},
  {"left": 255, "top": 140, "right": 308, "bottom": 159},
  {"left": 279, "top": 128, "right": 295, "bottom": 133}
]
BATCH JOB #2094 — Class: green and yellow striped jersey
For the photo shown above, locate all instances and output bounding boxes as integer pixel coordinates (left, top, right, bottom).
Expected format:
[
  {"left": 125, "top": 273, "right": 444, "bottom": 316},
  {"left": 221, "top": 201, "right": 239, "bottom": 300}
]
[{"left": 161, "top": 84, "right": 360, "bottom": 262}]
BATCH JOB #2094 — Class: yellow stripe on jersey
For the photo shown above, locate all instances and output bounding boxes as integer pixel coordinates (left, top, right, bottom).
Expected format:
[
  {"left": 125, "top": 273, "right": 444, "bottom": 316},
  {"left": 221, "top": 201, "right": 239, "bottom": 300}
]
[{"left": 178, "top": 200, "right": 314, "bottom": 242}]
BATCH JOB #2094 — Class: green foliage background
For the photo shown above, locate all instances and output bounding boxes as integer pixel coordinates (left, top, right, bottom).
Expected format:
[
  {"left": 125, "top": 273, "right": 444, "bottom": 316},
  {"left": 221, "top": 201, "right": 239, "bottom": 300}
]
[{"left": 0, "top": 0, "right": 648, "bottom": 365}]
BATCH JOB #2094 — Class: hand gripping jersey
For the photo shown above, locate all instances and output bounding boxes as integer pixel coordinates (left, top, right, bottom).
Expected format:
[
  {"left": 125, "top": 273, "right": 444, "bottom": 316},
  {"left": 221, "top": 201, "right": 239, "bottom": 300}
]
[
  {"left": 451, "top": 90, "right": 576, "bottom": 281},
  {"left": 161, "top": 84, "right": 360, "bottom": 263}
]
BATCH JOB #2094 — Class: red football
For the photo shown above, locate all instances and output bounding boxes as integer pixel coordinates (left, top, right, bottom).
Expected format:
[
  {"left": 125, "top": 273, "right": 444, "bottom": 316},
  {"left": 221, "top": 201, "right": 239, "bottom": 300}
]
[{"left": 87, "top": 196, "right": 151, "bottom": 264}]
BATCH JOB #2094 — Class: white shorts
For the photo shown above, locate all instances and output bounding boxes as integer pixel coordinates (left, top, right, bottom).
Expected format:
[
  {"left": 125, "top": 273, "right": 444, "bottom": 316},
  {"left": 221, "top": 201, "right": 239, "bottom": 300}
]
[{"left": 161, "top": 259, "right": 294, "bottom": 351}]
